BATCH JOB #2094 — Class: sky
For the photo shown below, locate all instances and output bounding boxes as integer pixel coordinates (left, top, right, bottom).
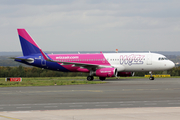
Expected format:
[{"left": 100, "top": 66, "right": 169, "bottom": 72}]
[{"left": 0, "top": 0, "right": 180, "bottom": 52}]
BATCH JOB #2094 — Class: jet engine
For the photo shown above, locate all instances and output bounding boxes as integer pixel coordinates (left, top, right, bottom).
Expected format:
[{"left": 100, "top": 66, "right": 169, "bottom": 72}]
[{"left": 96, "top": 68, "right": 117, "bottom": 77}]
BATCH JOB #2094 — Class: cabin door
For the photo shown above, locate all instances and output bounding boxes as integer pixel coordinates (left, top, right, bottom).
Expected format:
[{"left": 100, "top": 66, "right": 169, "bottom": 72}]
[{"left": 147, "top": 54, "right": 152, "bottom": 65}]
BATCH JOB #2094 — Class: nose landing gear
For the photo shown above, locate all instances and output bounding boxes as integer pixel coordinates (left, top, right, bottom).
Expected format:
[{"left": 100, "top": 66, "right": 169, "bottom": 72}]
[{"left": 149, "top": 71, "right": 154, "bottom": 80}]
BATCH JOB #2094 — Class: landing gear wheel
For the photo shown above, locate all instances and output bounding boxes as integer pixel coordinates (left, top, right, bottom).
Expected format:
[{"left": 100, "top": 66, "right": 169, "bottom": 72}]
[
  {"left": 99, "top": 77, "right": 106, "bottom": 81},
  {"left": 87, "top": 76, "right": 94, "bottom": 81},
  {"left": 149, "top": 77, "right": 154, "bottom": 80},
  {"left": 149, "top": 71, "right": 155, "bottom": 80}
]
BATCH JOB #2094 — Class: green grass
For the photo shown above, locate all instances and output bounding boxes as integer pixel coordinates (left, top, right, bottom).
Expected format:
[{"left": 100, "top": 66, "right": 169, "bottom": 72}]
[
  {"left": 0, "top": 77, "right": 105, "bottom": 87},
  {"left": 0, "top": 76, "right": 179, "bottom": 87}
]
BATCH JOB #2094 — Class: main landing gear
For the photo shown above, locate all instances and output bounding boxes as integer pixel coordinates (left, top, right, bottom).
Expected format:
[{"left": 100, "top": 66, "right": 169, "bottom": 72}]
[
  {"left": 149, "top": 71, "right": 154, "bottom": 80},
  {"left": 87, "top": 76, "right": 94, "bottom": 81}
]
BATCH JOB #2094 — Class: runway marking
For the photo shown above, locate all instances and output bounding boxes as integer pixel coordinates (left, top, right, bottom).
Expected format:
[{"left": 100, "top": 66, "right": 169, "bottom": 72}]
[
  {"left": 10, "top": 111, "right": 31, "bottom": 113},
  {"left": 1, "top": 100, "right": 180, "bottom": 107},
  {"left": 44, "top": 106, "right": 58, "bottom": 108},
  {"left": 1, "top": 88, "right": 180, "bottom": 95},
  {"left": 95, "top": 105, "right": 108, "bottom": 107},
  {"left": 120, "top": 104, "right": 133, "bottom": 106},
  {"left": 137, "top": 89, "right": 144, "bottom": 91},
  {"left": 145, "top": 103, "right": 157, "bottom": 105},
  {"left": 0, "top": 115, "right": 20, "bottom": 120},
  {"left": 122, "top": 89, "right": 133, "bottom": 91},
  {"left": 5, "top": 90, "right": 105, "bottom": 93},
  {"left": 16, "top": 107, "right": 31, "bottom": 109},
  {"left": 87, "top": 90, "right": 103, "bottom": 92},
  {"left": 69, "top": 105, "right": 82, "bottom": 107},
  {"left": 150, "top": 89, "right": 159, "bottom": 91},
  {"left": 165, "top": 88, "right": 174, "bottom": 90},
  {"left": 168, "top": 103, "right": 180, "bottom": 105},
  {"left": 1, "top": 100, "right": 180, "bottom": 111}
]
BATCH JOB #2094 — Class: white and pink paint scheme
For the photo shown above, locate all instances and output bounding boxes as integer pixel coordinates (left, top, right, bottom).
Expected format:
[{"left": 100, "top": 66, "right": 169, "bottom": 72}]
[{"left": 13, "top": 29, "right": 175, "bottom": 81}]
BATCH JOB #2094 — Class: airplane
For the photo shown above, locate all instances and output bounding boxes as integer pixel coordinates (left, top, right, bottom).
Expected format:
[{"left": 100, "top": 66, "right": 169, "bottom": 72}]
[{"left": 12, "top": 29, "right": 175, "bottom": 81}]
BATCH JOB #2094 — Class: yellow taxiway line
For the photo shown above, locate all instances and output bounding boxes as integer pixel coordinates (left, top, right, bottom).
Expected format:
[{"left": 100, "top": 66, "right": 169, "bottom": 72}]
[{"left": 0, "top": 115, "right": 20, "bottom": 120}]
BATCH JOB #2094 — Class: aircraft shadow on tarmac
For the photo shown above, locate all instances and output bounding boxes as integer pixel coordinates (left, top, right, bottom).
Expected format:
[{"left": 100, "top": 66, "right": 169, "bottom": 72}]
[{"left": 93, "top": 78, "right": 139, "bottom": 81}]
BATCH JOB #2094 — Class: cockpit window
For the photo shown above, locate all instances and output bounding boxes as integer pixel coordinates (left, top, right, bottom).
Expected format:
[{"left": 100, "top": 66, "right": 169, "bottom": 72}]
[{"left": 158, "top": 57, "right": 168, "bottom": 60}]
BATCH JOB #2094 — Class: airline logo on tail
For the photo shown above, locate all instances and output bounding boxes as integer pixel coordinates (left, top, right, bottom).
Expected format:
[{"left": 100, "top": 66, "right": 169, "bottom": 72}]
[{"left": 18, "top": 29, "right": 41, "bottom": 56}]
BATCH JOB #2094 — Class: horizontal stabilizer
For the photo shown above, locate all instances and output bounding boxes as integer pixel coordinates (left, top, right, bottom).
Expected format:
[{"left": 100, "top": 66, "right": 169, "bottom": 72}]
[{"left": 10, "top": 57, "right": 34, "bottom": 62}]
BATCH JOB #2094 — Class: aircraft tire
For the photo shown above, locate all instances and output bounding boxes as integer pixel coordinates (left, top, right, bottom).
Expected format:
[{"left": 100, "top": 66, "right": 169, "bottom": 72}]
[
  {"left": 87, "top": 76, "right": 94, "bottom": 81},
  {"left": 149, "top": 77, "right": 155, "bottom": 80}
]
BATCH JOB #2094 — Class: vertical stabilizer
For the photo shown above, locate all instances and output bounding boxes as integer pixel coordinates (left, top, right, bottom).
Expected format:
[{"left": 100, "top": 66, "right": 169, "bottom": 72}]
[{"left": 17, "top": 29, "right": 41, "bottom": 56}]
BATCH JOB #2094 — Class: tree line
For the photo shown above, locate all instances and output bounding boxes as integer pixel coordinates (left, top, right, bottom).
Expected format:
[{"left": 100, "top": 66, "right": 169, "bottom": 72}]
[
  {"left": 0, "top": 65, "right": 88, "bottom": 77},
  {"left": 0, "top": 65, "right": 178, "bottom": 77}
]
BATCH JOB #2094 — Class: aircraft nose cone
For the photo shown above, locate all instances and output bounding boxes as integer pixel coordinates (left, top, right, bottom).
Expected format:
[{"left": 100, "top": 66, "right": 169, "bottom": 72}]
[{"left": 169, "top": 61, "right": 175, "bottom": 69}]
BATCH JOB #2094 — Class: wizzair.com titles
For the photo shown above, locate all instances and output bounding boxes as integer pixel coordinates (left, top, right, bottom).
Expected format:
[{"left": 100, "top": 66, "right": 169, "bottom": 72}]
[
  {"left": 56, "top": 56, "right": 79, "bottom": 59},
  {"left": 120, "top": 54, "right": 145, "bottom": 66}
]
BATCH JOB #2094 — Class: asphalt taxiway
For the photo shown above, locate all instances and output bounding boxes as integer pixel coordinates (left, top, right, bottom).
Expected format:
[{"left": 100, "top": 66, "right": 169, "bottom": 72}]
[{"left": 0, "top": 78, "right": 180, "bottom": 111}]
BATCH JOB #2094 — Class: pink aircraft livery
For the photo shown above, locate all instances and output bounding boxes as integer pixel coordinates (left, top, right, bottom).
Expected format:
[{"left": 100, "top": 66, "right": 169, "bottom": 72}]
[{"left": 13, "top": 29, "right": 175, "bottom": 81}]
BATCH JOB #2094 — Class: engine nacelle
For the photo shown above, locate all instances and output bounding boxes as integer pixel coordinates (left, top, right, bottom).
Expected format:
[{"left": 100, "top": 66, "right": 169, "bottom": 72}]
[
  {"left": 96, "top": 68, "right": 117, "bottom": 77},
  {"left": 117, "top": 72, "right": 134, "bottom": 77}
]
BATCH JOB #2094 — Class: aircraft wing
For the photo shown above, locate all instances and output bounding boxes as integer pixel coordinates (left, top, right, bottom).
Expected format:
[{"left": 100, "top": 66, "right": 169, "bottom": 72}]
[
  {"left": 47, "top": 59, "right": 110, "bottom": 70},
  {"left": 39, "top": 49, "right": 111, "bottom": 70}
]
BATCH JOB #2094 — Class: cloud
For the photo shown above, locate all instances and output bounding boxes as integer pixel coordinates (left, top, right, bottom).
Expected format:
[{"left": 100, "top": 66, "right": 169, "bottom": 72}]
[{"left": 0, "top": 0, "right": 180, "bottom": 51}]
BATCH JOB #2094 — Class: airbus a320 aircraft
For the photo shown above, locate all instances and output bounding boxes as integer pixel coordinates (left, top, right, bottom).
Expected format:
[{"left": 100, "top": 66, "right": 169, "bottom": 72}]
[{"left": 12, "top": 29, "right": 175, "bottom": 81}]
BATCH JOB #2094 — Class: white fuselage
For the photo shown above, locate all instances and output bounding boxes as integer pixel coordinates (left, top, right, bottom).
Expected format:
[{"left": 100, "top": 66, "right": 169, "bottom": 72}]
[{"left": 104, "top": 53, "right": 175, "bottom": 72}]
